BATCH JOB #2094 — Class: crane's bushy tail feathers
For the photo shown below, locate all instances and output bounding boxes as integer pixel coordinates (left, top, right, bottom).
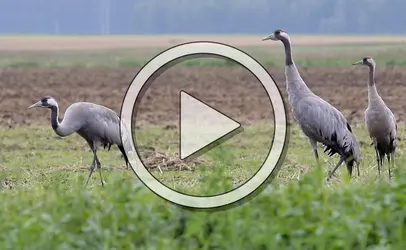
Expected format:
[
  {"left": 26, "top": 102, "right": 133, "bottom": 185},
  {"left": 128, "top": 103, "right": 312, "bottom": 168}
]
[
  {"left": 118, "top": 145, "right": 129, "bottom": 165},
  {"left": 118, "top": 118, "right": 136, "bottom": 169},
  {"left": 324, "top": 146, "right": 336, "bottom": 157},
  {"left": 322, "top": 127, "right": 361, "bottom": 178}
]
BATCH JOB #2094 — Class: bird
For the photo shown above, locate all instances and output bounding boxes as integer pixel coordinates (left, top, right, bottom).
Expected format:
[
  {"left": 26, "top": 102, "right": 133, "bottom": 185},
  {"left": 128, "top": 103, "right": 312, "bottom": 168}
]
[
  {"left": 352, "top": 56, "right": 397, "bottom": 179},
  {"left": 262, "top": 29, "right": 361, "bottom": 181},
  {"left": 28, "top": 96, "right": 135, "bottom": 187}
]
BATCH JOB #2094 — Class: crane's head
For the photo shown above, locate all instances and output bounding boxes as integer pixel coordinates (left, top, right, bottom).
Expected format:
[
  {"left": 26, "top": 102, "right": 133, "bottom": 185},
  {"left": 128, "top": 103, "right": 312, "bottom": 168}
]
[
  {"left": 262, "top": 29, "right": 289, "bottom": 42},
  {"left": 352, "top": 56, "right": 375, "bottom": 67},
  {"left": 28, "top": 96, "right": 58, "bottom": 109}
]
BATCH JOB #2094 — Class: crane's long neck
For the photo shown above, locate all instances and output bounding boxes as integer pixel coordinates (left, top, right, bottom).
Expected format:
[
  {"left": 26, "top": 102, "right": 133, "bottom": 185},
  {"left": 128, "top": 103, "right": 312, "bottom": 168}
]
[
  {"left": 50, "top": 105, "right": 74, "bottom": 137},
  {"left": 281, "top": 36, "right": 311, "bottom": 98},
  {"left": 367, "top": 64, "right": 381, "bottom": 103}
]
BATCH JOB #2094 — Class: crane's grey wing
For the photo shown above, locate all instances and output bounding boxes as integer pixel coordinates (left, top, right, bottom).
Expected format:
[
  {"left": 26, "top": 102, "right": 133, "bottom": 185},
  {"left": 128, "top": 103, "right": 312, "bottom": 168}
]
[
  {"left": 67, "top": 103, "right": 136, "bottom": 154},
  {"left": 90, "top": 105, "right": 136, "bottom": 153},
  {"left": 385, "top": 106, "right": 397, "bottom": 150},
  {"left": 81, "top": 104, "right": 123, "bottom": 146},
  {"left": 366, "top": 105, "right": 397, "bottom": 140},
  {"left": 294, "top": 96, "right": 360, "bottom": 162},
  {"left": 386, "top": 107, "right": 397, "bottom": 133},
  {"left": 294, "top": 96, "right": 345, "bottom": 140}
]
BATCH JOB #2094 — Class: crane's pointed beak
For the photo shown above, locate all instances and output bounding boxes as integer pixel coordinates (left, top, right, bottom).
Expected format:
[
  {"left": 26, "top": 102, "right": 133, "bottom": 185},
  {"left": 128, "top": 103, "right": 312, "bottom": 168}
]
[
  {"left": 28, "top": 101, "right": 42, "bottom": 109},
  {"left": 262, "top": 33, "right": 276, "bottom": 41},
  {"left": 352, "top": 60, "right": 363, "bottom": 65}
]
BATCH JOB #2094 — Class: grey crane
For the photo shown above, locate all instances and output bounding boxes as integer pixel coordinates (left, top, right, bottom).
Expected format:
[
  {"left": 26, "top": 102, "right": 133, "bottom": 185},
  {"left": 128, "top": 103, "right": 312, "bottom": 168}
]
[
  {"left": 29, "top": 96, "right": 135, "bottom": 187},
  {"left": 262, "top": 29, "right": 361, "bottom": 181},
  {"left": 352, "top": 56, "right": 397, "bottom": 179}
]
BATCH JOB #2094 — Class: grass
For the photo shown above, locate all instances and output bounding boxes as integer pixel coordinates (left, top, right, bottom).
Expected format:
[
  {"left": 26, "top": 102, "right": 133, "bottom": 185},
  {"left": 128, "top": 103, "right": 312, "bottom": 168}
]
[
  {"left": 1, "top": 123, "right": 406, "bottom": 248},
  {"left": 1, "top": 42, "right": 406, "bottom": 68},
  {"left": 134, "top": 123, "right": 274, "bottom": 196}
]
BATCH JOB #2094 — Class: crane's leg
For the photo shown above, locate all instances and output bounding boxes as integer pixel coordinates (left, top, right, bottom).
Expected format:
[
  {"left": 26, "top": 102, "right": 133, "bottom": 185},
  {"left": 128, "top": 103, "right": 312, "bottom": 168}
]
[
  {"left": 375, "top": 148, "right": 381, "bottom": 177},
  {"left": 84, "top": 151, "right": 97, "bottom": 188},
  {"left": 356, "top": 159, "right": 360, "bottom": 177},
  {"left": 325, "top": 155, "right": 345, "bottom": 181},
  {"left": 309, "top": 139, "right": 321, "bottom": 167},
  {"left": 391, "top": 152, "right": 395, "bottom": 180},
  {"left": 387, "top": 152, "right": 394, "bottom": 181},
  {"left": 93, "top": 148, "right": 105, "bottom": 186},
  {"left": 378, "top": 150, "right": 384, "bottom": 178},
  {"left": 96, "top": 159, "right": 105, "bottom": 186},
  {"left": 372, "top": 139, "right": 382, "bottom": 178},
  {"left": 84, "top": 145, "right": 105, "bottom": 187}
]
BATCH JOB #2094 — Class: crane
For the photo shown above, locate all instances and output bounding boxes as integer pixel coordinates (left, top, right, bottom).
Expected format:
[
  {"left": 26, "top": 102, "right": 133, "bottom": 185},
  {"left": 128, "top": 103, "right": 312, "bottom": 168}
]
[
  {"left": 28, "top": 96, "right": 135, "bottom": 187},
  {"left": 262, "top": 29, "right": 361, "bottom": 181},
  {"left": 352, "top": 56, "right": 397, "bottom": 179}
]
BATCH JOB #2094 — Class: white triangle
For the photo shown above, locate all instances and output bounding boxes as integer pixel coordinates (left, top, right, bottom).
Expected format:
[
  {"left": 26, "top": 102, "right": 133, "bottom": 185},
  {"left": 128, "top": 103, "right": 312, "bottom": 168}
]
[{"left": 180, "top": 91, "right": 241, "bottom": 160}]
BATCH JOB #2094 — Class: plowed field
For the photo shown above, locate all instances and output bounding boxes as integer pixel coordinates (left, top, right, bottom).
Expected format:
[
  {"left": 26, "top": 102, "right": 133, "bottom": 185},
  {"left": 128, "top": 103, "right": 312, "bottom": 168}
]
[{"left": 1, "top": 66, "right": 405, "bottom": 128}]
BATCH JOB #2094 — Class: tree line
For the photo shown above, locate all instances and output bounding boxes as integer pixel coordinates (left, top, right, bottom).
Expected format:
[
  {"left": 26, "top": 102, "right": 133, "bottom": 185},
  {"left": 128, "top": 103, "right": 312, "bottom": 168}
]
[{"left": 0, "top": 0, "right": 403, "bottom": 34}]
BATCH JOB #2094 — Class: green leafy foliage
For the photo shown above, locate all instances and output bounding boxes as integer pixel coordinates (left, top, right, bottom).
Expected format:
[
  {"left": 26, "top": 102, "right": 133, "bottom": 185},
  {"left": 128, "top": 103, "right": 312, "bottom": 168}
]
[{"left": 0, "top": 166, "right": 406, "bottom": 248}]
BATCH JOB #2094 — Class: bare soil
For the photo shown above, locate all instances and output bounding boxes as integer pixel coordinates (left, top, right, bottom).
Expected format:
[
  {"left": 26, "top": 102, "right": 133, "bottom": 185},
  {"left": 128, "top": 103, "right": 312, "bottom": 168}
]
[{"left": 1, "top": 66, "right": 405, "bottom": 128}]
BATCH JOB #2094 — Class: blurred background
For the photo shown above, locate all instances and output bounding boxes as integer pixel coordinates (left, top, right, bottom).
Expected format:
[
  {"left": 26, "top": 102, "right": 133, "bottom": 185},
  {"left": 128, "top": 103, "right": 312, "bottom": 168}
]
[{"left": 1, "top": 0, "right": 404, "bottom": 35}]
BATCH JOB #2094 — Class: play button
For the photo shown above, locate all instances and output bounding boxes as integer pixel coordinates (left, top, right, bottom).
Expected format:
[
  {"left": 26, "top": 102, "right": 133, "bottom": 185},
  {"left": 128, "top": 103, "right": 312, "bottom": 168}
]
[
  {"left": 180, "top": 90, "right": 242, "bottom": 160},
  {"left": 122, "top": 41, "right": 288, "bottom": 210}
]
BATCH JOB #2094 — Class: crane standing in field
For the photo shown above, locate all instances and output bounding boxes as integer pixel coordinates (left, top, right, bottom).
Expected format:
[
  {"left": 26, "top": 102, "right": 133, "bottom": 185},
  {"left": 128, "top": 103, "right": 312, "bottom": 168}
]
[
  {"left": 262, "top": 29, "right": 361, "bottom": 181},
  {"left": 29, "top": 96, "right": 135, "bottom": 187},
  {"left": 352, "top": 56, "right": 397, "bottom": 179}
]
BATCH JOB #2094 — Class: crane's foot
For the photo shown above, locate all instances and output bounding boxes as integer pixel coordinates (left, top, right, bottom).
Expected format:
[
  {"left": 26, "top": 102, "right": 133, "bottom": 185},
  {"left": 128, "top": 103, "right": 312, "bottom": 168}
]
[
  {"left": 123, "top": 162, "right": 131, "bottom": 170},
  {"left": 99, "top": 175, "right": 105, "bottom": 186},
  {"left": 97, "top": 166, "right": 105, "bottom": 187}
]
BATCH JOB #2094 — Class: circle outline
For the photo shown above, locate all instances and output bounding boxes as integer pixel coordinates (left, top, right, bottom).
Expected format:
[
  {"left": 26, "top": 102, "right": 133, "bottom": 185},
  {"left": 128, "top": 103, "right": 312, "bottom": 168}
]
[
  {"left": 134, "top": 53, "right": 274, "bottom": 198},
  {"left": 120, "top": 41, "right": 288, "bottom": 209}
]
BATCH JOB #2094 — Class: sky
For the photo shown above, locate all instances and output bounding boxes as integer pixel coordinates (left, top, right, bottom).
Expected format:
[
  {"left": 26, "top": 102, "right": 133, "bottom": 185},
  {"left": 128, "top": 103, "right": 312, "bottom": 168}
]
[{"left": 0, "top": 0, "right": 403, "bottom": 35}]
